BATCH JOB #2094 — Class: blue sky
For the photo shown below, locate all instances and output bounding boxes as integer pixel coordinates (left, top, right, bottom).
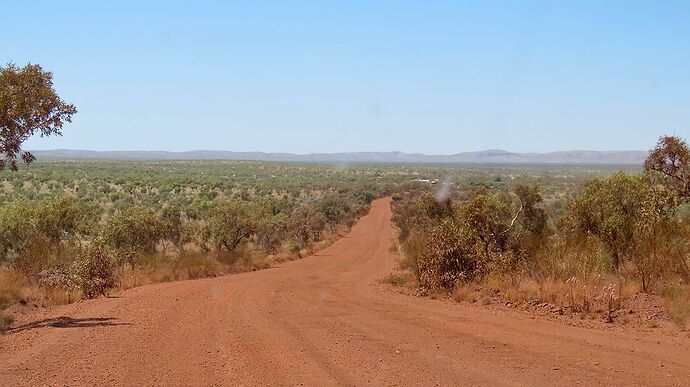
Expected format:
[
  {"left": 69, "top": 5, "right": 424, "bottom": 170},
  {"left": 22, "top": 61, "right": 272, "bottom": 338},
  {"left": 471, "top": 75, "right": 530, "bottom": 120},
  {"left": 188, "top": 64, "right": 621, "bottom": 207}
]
[{"left": 3, "top": 1, "right": 689, "bottom": 153}]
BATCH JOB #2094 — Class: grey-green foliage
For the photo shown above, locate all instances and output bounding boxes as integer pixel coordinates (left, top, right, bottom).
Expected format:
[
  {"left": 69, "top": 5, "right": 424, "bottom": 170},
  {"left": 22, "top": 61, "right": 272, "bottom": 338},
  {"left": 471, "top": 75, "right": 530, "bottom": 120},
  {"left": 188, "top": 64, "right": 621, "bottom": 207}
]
[
  {"left": 256, "top": 213, "right": 289, "bottom": 254},
  {"left": 204, "top": 200, "right": 259, "bottom": 254},
  {"left": 417, "top": 219, "right": 479, "bottom": 291},
  {"left": 0, "top": 196, "right": 81, "bottom": 265},
  {"left": 101, "top": 207, "right": 165, "bottom": 255}
]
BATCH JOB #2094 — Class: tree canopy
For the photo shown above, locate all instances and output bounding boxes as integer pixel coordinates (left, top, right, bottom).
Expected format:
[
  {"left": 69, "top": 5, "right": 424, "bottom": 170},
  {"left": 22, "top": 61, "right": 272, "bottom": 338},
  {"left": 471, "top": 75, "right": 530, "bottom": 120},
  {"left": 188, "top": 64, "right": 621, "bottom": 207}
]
[
  {"left": 644, "top": 135, "right": 690, "bottom": 201},
  {"left": 0, "top": 63, "right": 76, "bottom": 170}
]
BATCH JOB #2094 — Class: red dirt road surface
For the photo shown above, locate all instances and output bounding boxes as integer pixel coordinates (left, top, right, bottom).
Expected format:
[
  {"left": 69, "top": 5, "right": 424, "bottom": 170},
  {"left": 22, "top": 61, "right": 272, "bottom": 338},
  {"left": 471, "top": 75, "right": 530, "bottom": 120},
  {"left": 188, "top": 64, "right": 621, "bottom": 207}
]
[{"left": 2, "top": 197, "right": 689, "bottom": 386}]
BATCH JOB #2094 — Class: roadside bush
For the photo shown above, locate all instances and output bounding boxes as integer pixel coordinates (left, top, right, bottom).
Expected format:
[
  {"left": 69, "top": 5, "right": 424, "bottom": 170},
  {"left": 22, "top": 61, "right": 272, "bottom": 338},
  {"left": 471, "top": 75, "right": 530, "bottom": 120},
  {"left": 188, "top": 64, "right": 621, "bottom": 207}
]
[
  {"left": 0, "top": 197, "right": 81, "bottom": 268},
  {"left": 204, "top": 200, "right": 258, "bottom": 258},
  {"left": 565, "top": 172, "right": 673, "bottom": 273},
  {"left": 532, "top": 232, "right": 610, "bottom": 281},
  {"left": 417, "top": 219, "right": 480, "bottom": 291},
  {"left": 566, "top": 172, "right": 680, "bottom": 291},
  {"left": 289, "top": 204, "right": 325, "bottom": 248},
  {"left": 392, "top": 192, "right": 453, "bottom": 242},
  {"left": 12, "top": 233, "right": 68, "bottom": 279},
  {"left": 71, "top": 243, "right": 118, "bottom": 299},
  {"left": 256, "top": 213, "right": 289, "bottom": 254},
  {"left": 101, "top": 207, "right": 165, "bottom": 257},
  {"left": 457, "top": 188, "right": 511, "bottom": 257},
  {"left": 319, "top": 193, "right": 350, "bottom": 234},
  {"left": 160, "top": 205, "right": 188, "bottom": 251},
  {"left": 37, "top": 262, "right": 77, "bottom": 291},
  {"left": 513, "top": 184, "right": 550, "bottom": 258}
]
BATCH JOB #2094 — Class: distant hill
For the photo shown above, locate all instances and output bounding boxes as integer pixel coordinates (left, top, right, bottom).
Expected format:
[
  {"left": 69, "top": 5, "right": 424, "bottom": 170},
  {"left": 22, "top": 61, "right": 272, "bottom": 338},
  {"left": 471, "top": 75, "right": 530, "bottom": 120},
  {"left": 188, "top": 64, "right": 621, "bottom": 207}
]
[{"left": 31, "top": 149, "right": 648, "bottom": 165}]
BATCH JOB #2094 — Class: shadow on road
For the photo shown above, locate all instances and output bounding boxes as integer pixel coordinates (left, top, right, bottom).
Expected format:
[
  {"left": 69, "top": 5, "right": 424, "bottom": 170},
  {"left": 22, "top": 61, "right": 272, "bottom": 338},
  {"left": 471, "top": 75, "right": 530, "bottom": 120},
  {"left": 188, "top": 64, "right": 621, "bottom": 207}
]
[{"left": 7, "top": 316, "right": 130, "bottom": 334}]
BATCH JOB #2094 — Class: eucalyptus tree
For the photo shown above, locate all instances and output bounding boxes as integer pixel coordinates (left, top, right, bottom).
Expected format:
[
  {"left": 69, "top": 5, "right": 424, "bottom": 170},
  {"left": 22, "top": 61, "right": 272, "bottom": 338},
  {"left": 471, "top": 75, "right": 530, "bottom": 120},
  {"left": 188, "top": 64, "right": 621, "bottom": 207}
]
[{"left": 0, "top": 63, "right": 76, "bottom": 170}]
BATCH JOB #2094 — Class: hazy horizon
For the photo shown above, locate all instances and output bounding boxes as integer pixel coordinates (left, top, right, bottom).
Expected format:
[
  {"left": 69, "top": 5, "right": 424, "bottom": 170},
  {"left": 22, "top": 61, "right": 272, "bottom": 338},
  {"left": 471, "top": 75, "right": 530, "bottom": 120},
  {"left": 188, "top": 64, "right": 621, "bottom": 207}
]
[
  {"left": 27, "top": 148, "right": 648, "bottom": 166},
  {"left": 29, "top": 147, "right": 647, "bottom": 154}
]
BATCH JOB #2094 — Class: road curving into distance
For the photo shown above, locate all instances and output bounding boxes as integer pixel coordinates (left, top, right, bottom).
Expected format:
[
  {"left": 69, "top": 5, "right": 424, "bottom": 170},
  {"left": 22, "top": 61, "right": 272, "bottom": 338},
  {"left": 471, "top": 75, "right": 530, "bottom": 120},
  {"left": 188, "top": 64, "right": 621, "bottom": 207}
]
[{"left": 2, "top": 197, "right": 689, "bottom": 386}]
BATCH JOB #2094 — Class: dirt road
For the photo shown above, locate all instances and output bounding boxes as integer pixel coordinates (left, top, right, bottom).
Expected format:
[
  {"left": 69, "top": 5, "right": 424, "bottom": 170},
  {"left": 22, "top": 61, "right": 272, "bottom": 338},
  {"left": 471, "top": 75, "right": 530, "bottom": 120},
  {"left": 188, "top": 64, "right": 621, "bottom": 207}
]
[{"left": 1, "top": 197, "right": 689, "bottom": 386}]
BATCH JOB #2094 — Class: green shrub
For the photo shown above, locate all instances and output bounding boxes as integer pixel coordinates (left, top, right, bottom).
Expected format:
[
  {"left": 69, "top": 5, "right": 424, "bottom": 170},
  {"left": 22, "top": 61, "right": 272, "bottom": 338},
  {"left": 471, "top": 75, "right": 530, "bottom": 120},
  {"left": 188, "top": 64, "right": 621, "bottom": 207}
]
[
  {"left": 0, "top": 196, "right": 81, "bottom": 268},
  {"left": 256, "top": 213, "right": 288, "bottom": 254},
  {"left": 289, "top": 204, "right": 325, "bottom": 248},
  {"left": 101, "top": 207, "right": 164, "bottom": 257},
  {"left": 72, "top": 243, "right": 118, "bottom": 299},
  {"left": 417, "top": 219, "right": 480, "bottom": 291},
  {"left": 204, "top": 200, "right": 259, "bottom": 258}
]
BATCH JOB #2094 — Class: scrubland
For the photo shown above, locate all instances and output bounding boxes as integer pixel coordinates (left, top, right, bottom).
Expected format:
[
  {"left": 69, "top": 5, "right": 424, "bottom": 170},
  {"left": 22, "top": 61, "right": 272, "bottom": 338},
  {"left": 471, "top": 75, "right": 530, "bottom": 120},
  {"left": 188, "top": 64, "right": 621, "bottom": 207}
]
[
  {"left": 4, "top": 138, "right": 690, "bottom": 335},
  {"left": 388, "top": 137, "right": 690, "bottom": 333},
  {"left": 0, "top": 161, "right": 384, "bottom": 330}
]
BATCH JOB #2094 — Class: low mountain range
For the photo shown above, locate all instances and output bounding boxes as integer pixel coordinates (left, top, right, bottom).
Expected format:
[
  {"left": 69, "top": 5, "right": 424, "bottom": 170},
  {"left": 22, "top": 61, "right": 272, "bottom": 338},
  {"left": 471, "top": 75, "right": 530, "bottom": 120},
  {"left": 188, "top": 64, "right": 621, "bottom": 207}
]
[{"left": 31, "top": 149, "right": 648, "bottom": 165}]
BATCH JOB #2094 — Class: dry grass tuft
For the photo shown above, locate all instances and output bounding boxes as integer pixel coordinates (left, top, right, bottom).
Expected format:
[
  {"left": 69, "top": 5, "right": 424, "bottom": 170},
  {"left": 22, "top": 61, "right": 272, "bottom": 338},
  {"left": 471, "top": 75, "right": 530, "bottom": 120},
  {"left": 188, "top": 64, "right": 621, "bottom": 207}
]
[
  {"left": 0, "top": 269, "right": 25, "bottom": 306},
  {"left": 659, "top": 283, "right": 690, "bottom": 331},
  {"left": 178, "top": 253, "right": 220, "bottom": 279},
  {"left": 383, "top": 272, "right": 413, "bottom": 287},
  {"left": 478, "top": 273, "right": 642, "bottom": 320},
  {"left": 0, "top": 309, "right": 13, "bottom": 332},
  {"left": 1, "top": 267, "right": 79, "bottom": 307},
  {"left": 453, "top": 284, "right": 479, "bottom": 303},
  {"left": 428, "top": 288, "right": 447, "bottom": 300}
]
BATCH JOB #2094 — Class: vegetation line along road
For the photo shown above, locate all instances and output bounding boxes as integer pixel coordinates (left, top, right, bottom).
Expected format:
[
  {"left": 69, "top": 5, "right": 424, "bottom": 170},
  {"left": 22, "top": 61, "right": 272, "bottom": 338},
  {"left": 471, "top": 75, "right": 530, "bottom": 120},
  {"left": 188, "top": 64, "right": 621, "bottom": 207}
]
[
  {"left": 1, "top": 198, "right": 689, "bottom": 386},
  {"left": 389, "top": 136, "right": 690, "bottom": 335}
]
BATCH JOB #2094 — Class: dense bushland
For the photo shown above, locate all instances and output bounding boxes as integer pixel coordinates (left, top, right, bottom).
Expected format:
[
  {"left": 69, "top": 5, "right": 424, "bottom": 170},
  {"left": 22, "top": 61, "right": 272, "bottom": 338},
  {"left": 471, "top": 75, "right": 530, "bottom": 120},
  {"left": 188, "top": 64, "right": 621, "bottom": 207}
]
[
  {"left": 392, "top": 136, "right": 690, "bottom": 329},
  {"left": 0, "top": 155, "right": 666, "bottom": 330},
  {"left": 0, "top": 162, "right": 385, "bottom": 329},
  {"left": 0, "top": 191, "right": 372, "bottom": 291}
]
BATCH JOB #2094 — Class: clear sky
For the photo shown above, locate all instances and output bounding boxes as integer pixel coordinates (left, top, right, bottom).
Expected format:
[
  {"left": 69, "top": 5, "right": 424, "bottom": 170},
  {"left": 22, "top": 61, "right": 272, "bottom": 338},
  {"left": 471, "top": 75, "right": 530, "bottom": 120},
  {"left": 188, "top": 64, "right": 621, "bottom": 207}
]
[{"left": 3, "top": 0, "right": 689, "bottom": 154}]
